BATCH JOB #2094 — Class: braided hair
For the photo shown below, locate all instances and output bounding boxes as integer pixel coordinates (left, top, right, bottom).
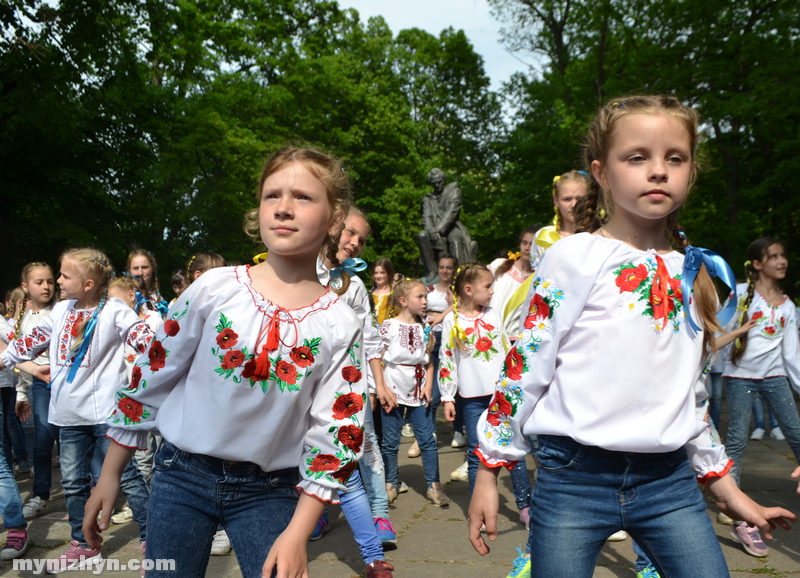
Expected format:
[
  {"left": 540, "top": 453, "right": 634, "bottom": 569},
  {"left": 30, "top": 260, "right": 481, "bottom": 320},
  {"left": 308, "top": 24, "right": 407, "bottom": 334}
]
[{"left": 449, "top": 263, "right": 491, "bottom": 352}]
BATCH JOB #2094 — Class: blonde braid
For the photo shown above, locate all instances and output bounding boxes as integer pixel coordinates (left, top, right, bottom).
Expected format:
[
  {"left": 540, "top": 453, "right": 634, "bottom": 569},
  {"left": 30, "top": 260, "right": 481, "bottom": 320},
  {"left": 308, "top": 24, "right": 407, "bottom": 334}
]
[{"left": 13, "top": 294, "right": 29, "bottom": 339}]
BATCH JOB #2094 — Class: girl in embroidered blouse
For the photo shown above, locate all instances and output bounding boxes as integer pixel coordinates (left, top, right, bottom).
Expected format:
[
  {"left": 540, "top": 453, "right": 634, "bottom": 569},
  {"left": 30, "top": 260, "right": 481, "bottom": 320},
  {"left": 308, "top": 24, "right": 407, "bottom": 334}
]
[
  {"left": 127, "top": 249, "right": 167, "bottom": 317},
  {"left": 0, "top": 249, "right": 154, "bottom": 570},
  {"left": 82, "top": 146, "right": 368, "bottom": 578},
  {"left": 379, "top": 279, "right": 450, "bottom": 507},
  {"left": 468, "top": 96, "right": 797, "bottom": 578},
  {"left": 720, "top": 237, "right": 800, "bottom": 557},
  {"left": 439, "top": 264, "right": 508, "bottom": 494},
  {"left": 370, "top": 258, "right": 395, "bottom": 326}
]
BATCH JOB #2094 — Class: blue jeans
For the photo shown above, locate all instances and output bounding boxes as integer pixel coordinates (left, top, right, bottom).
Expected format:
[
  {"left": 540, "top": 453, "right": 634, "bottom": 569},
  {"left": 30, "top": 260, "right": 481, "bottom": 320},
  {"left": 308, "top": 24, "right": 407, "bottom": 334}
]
[
  {"left": 146, "top": 441, "right": 299, "bottom": 578},
  {"left": 726, "top": 377, "right": 800, "bottom": 486},
  {"left": 358, "top": 404, "right": 389, "bottom": 519},
  {"left": 461, "top": 395, "right": 492, "bottom": 494},
  {"left": 529, "top": 435, "right": 729, "bottom": 577},
  {"left": 0, "top": 395, "right": 26, "bottom": 529},
  {"left": 31, "top": 379, "right": 59, "bottom": 500},
  {"left": 752, "top": 394, "right": 779, "bottom": 431},
  {"left": 382, "top": 404, "right": 439, "bottom": 487},
  {"left": 2, "top": 387, "right": 28, "bottom": 468},
  {"left": 59, "top": 424, "right": 149, "bottom": 545},
  {"left": 706, "top": 372, "right": 724, "bottom": 432},
  {"left": 633, "top": 539, "right": 653, "bottom": 572},
  {"left": 340, "top": 469, "right": 384, "bottom": 565}
]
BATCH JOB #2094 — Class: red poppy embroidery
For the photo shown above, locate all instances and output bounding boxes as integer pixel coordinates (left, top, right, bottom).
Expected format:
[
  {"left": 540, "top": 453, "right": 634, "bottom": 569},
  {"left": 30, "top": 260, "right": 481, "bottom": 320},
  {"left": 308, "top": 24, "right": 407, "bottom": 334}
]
[
  {"left": 337, "top": 425, "right": 364, "bottom": 453},
  {"left": 216, "top": 328, "right": 238, "bottom": 349},
  {"left": 342, "top": 366, "right": 362, "bottom": 383},
  {"left": 439, "top": 367, "right": 451, "bottom": 379},
  {"left": 148, "top": 340, "right": 166, "bottom": 371},
  {"left": 475, "top": 336, "right": 493, "bottom": 352},
  {"left": 242, "top": 359, "right": 267, "bottom": 381},
  {"left": 616, "top": 264, "right": 648, "bottom": 292},
  {"left": 309, "top": 454, "right": 340, "bottom": 472},
  {"left": 483, "top": 323, "right": 495, "bottom": 331},
  {"left": 505, "top": 348, "right": 524, "bottom": 381},
  {"left": 275, "top": 360, "right": 297, "bottom": 384},
  {"left": 221, "top": 350, "right": 246, "bottom": 370},
  {"left": 464, "top": 327, "right": 474, "bottom": 336},
  {"left": 118, "top": 397, "right": 144, "bottom": 422},
  {"left": 487, "top": 391, "right": 512, "bottom": 426},
  {"left": 751, "top": 311, "right": 764, "bottom": 321},
  {"left": 24, "top": 337, "right": 33, "bottom": 348},
  {"left": 765, "top": 326, "right": 776, "bottom": 335},
  {"left": 163, "top": 319, "right": 180, "bottom": 336},
  {"left": 445, "top": 350, "right": 453, "bottom": 356},
  {"left": 332, "top": 461, "right": 357, "bottom": 483},
  {"left": 332, "top": 392, "right": 363, "bottom": 419},
  {"left": 290, "top": 346, "right": 315, "bottom": 368},
  {"left": 527, "top": 294, "right": 550, "bottom": 321},
  {"left": 130, "top": 366, "right": 142, "bottom": 390}
]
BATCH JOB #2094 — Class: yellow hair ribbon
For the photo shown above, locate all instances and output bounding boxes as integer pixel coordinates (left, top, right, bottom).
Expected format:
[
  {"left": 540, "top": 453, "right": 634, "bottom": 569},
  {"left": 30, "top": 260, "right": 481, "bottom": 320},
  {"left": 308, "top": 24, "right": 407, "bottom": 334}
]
[
  {"left": 507, "top": 251, "right": 521, "bottom": 260},
  {"left": 598, "top": 208, "right": 607, "bottom": 220},
  {"left": 552, "top": 175, "right": 561, "bottom": 185},
  {"left": 733, "top": 294, "right": 750, "bottom": 349},
  {"left": 253, "top": 252, "right": 268, "bottom": 264},
  {"left": 743, "top": 260, "right": 752, "bottom": 268},
  {"left": 534, "top": 225, "right": 562, "bottom": 250},
  {"left": 448, "top": 324, "right": 467, "bottom": 350}
]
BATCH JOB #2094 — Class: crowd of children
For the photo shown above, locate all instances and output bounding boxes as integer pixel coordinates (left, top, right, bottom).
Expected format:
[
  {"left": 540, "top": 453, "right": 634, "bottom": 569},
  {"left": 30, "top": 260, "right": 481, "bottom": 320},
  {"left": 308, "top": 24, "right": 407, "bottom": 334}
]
[{"left": 0, "top": 95, "right": 799, "bottom": 578}]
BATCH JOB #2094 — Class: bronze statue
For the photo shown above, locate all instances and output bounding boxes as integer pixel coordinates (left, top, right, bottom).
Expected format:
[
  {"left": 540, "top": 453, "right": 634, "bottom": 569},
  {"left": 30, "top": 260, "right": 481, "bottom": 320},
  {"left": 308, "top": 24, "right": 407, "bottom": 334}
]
[{"left": 416, "top": 169, "right": 478, "bottom": 282}]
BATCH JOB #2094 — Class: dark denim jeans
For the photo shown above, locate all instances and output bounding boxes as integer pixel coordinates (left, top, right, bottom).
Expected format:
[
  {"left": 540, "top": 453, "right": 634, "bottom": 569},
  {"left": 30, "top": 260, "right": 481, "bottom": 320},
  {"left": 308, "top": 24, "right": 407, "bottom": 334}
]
[
  {"left": 2, "top": 387, "right": 28, "bottom": 468},
  {"left": 145, "top": 441, "right": 299, "bottom": 578},
  {"left": 59, "top": 424, "right": 149, "bottom": 545},
  {"left": 31, "top": 379, "right": 59, "bottom": 500},
  {"left": 382, "top": 403, "right": 439, "bottom": 488},
  {"left": 726, "top": 376, "right": 800, "bottom": 486},
  {"left": 529, "top": 435, "right": 729, "bottom": 577}
]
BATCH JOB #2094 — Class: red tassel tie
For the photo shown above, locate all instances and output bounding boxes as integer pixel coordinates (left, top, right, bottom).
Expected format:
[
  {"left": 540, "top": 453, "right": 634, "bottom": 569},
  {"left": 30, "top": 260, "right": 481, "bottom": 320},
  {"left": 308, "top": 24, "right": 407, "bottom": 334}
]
[
  {"left": 254, "top": 344, "right": 271, "bottom": 379},
  {"left": 649, "top": 255, "right": 675, "bottom": 324}
]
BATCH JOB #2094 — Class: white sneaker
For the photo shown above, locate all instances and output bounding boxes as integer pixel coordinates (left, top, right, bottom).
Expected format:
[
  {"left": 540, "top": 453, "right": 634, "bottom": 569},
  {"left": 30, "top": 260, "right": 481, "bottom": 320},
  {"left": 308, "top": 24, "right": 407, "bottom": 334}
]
[
  {"left": 770, "top": 427, "right": 785, "bottom": 440},
  {"left": 397, "top": 481, "right": 409, "bottom": 494},
  {"left": 450, "top": 461, "right": 469, "bottom": 481},
  {"left": 401, "top": 423, "right": 414, "bottom": 438},
  {"left": 111, "top": 505, "right": 133, "bottom": 524},
  {"left": 717, "top": 511, "right": 734, "bottom": 525},
  {"left": 606, "top": 530, "right": 628, "bottom": 542},
  {"left": 451, "top": 431, "right": 467, "bottom": 448},
  {"left": 210, "top": 529, "right": 232, "bottom": 556},
  {"left": 23, "top": 496, "right": 49, "bottom": 520},
  {"left": 750, "top": 427, "right": 765, "bottom": 440}
]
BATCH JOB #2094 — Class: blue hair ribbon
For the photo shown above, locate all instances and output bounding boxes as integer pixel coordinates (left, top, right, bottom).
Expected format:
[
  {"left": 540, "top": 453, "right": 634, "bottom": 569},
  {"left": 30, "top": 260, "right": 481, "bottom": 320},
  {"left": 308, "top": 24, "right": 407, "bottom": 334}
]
[
  {"left": 156, "top": 299, "right": 169, "bottom": 317},
  {"left": 66, "top": 309, "right": 101, "bottom": 384},
  {"left": 681, "top": 245, "right": 737, "bottom": 333},
  {"left": 330, "top": 257, "right": 368, "bottom": 279},
  {"left": 134, "top": 290, "right": 150, "bottom": 312}
]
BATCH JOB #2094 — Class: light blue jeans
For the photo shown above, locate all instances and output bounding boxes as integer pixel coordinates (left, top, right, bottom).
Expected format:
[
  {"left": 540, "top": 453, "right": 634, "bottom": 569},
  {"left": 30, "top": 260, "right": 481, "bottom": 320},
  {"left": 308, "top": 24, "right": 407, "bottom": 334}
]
[
  {"left": 339, "top": 469, "right": 384, "bottom": 565},
  {"left": 529, "top": 435, "right": 729, "bottom": 577},
  {"left": 725, "top": 377, "right": 800, "bottom": 486},
  {"left": 358, "top": 405, "right": 389, "bottom": 519},
  {"left": 0, "top": 396, "right": 26, "bottom": 529},
  {"left": 146, "top": 441, "right": 299, "bottom": 578}
]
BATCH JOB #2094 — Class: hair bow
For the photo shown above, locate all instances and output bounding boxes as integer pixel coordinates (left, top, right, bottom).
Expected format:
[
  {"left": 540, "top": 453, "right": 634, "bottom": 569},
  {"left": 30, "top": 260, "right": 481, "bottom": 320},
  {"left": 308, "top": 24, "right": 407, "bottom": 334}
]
[
  {"left": 253, "top": 252, "right": 268, "bottom": 264},
  {"left": 448, "top": 324, "right": 467, "bottom": 349},
  {"left": 507, "top": 251, "right": 521, "bottom": 260},
  {"left": 330, "top": 257, "right": 368, "bottom": 279},
  {"left": 134, "top": 290, "right": 151, "bottom": 312},
  {"left": 535, "top": 227, "right": 562, "bottom": 250},
  {"left": 681, "top": 246, "right": 737, "bottom": 333},
  {"left": 156, "top": 299, "right": 169, "bottom": 317}
]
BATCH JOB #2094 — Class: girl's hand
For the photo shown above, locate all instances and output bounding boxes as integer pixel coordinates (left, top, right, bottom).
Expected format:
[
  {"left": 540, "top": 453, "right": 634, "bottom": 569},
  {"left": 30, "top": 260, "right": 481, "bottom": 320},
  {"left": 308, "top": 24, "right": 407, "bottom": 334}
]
[
  {"left": 83, "top": 478, "right": 120, "bottom": 550},
  {"left": 377, "top": 384, "right": 398, "bottom": 413},
  {"left": 31, "top": 364, "right": 51, "bottom": 383},
  {"left": 421, "top": 383, "right": 433, "bottom": 408},
  {"left": 15, "top": 400, "right": 31, "bottom": 423},
  {"left": 468, "top": 464, "right": 500, "bottom": 555},
  {"left": 708, "top": 474, "right": 796, "bottom": 540},
  {"left": 443, "top": 401, "right": 456, "bottom": 422},
  {"left": 261, "top": 528, "right": 309, "bottom": 578}
]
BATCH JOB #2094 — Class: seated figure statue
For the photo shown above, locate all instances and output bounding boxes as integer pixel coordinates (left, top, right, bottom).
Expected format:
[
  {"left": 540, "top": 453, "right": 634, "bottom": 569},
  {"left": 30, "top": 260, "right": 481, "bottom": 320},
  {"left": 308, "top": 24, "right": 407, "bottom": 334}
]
[{"left": 416, "top": 168, "right": 478, "bottom": 282}]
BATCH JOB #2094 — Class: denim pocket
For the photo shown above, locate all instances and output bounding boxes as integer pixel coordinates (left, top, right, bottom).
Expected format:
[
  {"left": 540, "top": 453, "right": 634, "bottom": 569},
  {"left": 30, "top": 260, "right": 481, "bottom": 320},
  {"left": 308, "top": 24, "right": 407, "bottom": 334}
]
[
  {"left": 153, "top": 441, "right": 180, "bottom": 472},
  {"left": 535, "top": 441, "right": 580, "bottom": 472}
]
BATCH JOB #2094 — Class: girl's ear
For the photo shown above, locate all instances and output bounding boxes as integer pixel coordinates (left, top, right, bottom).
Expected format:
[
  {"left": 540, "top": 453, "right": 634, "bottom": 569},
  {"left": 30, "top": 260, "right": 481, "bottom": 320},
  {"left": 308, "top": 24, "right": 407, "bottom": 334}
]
[
  {"left": 83, "top": 278, "right": 96, "bottom": 293},
  {"left": 20, "top": 281, "right": 29, "bottom": 293},
  {"left": 192, "top": 270, "right": 202, "bottom": 281},
  {"left": 397, "top": 295, "right": 408, "bottom": 309},
  {"left": 463, "top": 283, "right": 474, "bottom": 297},
  {"left": 752, "top": 259, "right": 763, "bottom": 272},
  {"left": 591, "top": 159, "right": 606, "bottom": 190}
]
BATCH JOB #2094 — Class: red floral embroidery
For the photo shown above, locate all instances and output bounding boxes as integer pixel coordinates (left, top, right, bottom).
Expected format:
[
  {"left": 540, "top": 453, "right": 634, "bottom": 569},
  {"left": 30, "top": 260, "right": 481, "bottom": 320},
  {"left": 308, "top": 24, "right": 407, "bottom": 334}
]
[
  {"left": 221, "top": 350, "right": 246, "bottom": 370},
  {"left": 765, "top": 326, "right": 776, "bottom": 335},
  {"left": 24, "top": 337, "right": 33, "bottom": 348},
  {"left": 483, "top": 323, "right": 495, "bottom": 331},
  {"left": 332, "top": 392, "right": 363, "bottom": 419},
  {"left": 751, "top": 311, "right": 764, "bottom": 321},
  {"left": 649, "top": 257, "right": 675, "bottom": 322},
  {"left": 332, "top": 461, "right": 357, "bottom": 483},
  {"left": 464, "top": 327, "right": 474, "bottom": 336},
  {"left": 337, "top": 425, "right": 364, "bottom": 453},
  {"left": 487, "top": 391, "right": 512, "bottom": 426},
  {"left": 118, "top": 397, "right": 144, "bottom": 422},
  {"left": 148, "top": 340, "right": 166, "bottom": 371},
  {"left": 216, "top": 328, "right": 238, "bottom": 349},
  {"left": 129, "top": 366, "right": 142, "bottom": 390},
  {"left": 342, "top": 366, "right": 362, "bottom": 383},
  {"left": 528, "top": 294, "right": 550, "bottom": 320},
  {"left": 290, "top": 346, "right": 314, "bottom": 368},
  {"left": 242, "top": 359, "right": 268, "bottom": 381},
  {"left": 445, "top": 350, "right": 453, "bottom": 356},
  {"left": 439, "top": 367, "right": 451, "bottom": 379},
  {"left": 505, "top": 348, "right": 524, "bottom": 381},
  {"left": 475, "top": 337, "right": 493, "bottom": 352},
  {"left": 669, "top": 278, "right": 683, "bottom": 302},
  {"left": 163, "top": 319, "right": 180, "bottom": 336},
  {"left": 616, "top": 264, "right": 648, "bottom": 292},
  {"left": 309, "top": 454, "right": 340, "bottom": 472},
  {"left": 275, "top": 360, "right": 297, "bottom": 384}
]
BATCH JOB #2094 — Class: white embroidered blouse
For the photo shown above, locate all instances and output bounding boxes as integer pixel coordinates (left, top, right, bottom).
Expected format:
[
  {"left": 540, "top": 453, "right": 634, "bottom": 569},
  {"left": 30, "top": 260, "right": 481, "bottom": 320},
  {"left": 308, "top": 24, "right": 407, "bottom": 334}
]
[
  {"left": 379, "top": 318, "right": 430, "bottom": 407},
  {"left": 490, "top": 263, "right": 532, "bottom": 342},
  {"left": 104, "top": 266, "right": 367, "bottom": 504},
  {"left": 439, "top": 307, "right": 508, "bottom": 401},
  {"left": 0, "top": 299, "right": 153, "bottom": 426},
  {"left": 476, "top": 234, "right": 730, "bottom": 482},
  {"left": 722, "top": 283, "right": 800, "bottom": 387}
]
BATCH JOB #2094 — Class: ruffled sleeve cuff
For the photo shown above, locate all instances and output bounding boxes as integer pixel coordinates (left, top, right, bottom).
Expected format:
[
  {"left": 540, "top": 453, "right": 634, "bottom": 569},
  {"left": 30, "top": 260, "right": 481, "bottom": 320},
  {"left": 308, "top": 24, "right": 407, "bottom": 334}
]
[
  {"left": 0, "top": 350, "right": 16, "bottom": 370},
  {"left": 695, "top": 458, "right": 733, "bottom": 485},
  {"left": 296, "top": 479, "right": 343, "bottom": 505},
  {"left": 106, "top": 427, "right": 150, "bottom": 450},
  {"left": 475, "top": 445, "right": 518, "bottom": 470},
  {"left": 440, "top": 393, "right": 456, "bottom": 403}
]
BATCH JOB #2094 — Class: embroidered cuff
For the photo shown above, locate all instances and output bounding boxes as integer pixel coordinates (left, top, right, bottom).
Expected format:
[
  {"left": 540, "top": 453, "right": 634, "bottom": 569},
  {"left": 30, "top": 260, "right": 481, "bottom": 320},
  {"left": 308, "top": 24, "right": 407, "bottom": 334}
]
[
  {"left": 106, "top": 427, "right": 149, "bottom": 451},
  {"left": 296, "top": 480, "right": 342, "bottom": 505},
  {"left": 475, "top": 445, "right": 517, "bottom": 470}
]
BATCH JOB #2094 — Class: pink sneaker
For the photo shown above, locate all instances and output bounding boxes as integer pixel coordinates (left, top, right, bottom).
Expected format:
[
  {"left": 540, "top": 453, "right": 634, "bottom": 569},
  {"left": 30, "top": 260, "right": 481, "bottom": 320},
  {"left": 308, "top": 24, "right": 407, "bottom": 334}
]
[
  {"left": 0, "top": 528, "right": 29, "bottom": 560},
  {"left": 46, "top": 540, "right": 102, "bottom": 574},
  {"left": 731, "top": 523, "right": 768, "bottom": 557}
]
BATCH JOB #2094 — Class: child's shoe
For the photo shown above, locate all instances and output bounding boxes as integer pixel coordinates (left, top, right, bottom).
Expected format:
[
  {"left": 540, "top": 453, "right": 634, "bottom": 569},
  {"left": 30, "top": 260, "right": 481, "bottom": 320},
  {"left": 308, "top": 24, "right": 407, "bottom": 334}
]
[
  {"left": 111, "top": 505, "right": 133, "bottom": 524},
  {"left": 0, "top": 529, "right": 29, "bottom": 560},
  {"left": 210, "top": 529, "right": 232, "bottom": 555},
  {"left": 374, "top": 517, "right": 397, "bottom": 547},
  {"left": 46, "top": 540, "right": 102, "bottom": 574},
  {"left": 310, "top": 512, "right": 330, "bottom": 541},
  {"left": 401, "top": 423, "right": 414, "bottom": 437},
  {"left": 731, "top": 522, "right": 768, "bottom": 557},
  {"left": 750, "top": 427, "right": 765, "bottom": 440},
  {"left": 716, "top": 511, "right": 734, "bottom": 525},
  {"left": 397, "top": 481, "right": 409, "bottom": 494},
  {"left": 636, "top": 564, "right": 661, "bottom": 578},
  {"left": 365, "top": 559, "right": 395, "bottom": 578},
  {"left": 23, "top": 496, "right": 49, "bottom": 520},
  {"left": 407, "top": 440, "right": 421, "bottom": 458},
  {"left": 426, "top": 482, "right": 450, "bottom": 507},
  {"left": 450, "top": 461, "right": 468, "bottom": 481},
  {"left": 385, "top": 483, "right": 398, "bottom": 504},
  {"left": 770, "top": 427, "right": 785, "bottom": 440},
  {"left": 451, "top": 431, "right": 467, "bottom": 448},
  {"left": 606, "top": 530, "right": 628, "bottom": 541},
  {"left": 505, "top": 547, "right": 531, "bottom": 578}
]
